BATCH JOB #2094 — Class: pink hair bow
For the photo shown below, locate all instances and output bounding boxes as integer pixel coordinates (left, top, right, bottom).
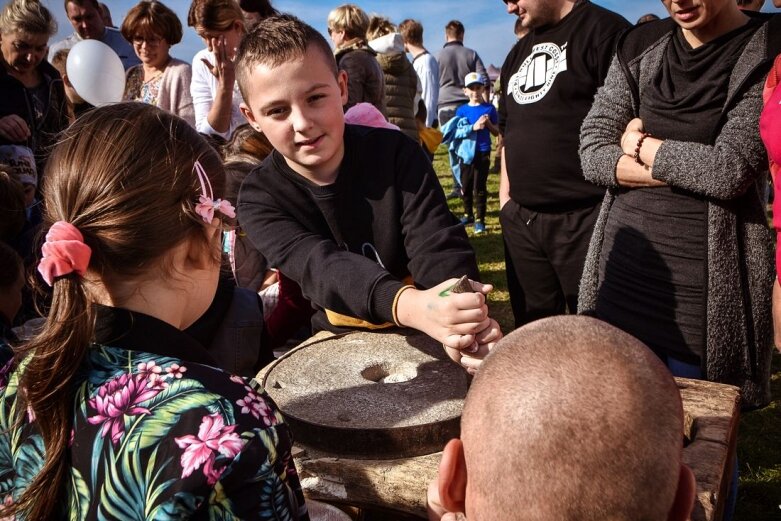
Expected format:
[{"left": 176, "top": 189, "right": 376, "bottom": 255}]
[
  {"left": 37, "top": 221, "right": 92, "bottom": 286},
  {"left": 193, "top": 161, "right": 236, "bottom": 224}
]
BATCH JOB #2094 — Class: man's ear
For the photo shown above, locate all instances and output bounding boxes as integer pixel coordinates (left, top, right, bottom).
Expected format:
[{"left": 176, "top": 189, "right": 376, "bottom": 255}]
[
  {"left": 667, "top": 465, "right": 696, "bottom": 521},
  {"left": 337, "top": 70, "right": 349, "bottom": 105},
  {"left": 239, "top": 102, "right": 262, "bottom": 133},
  {"left": 438, "top": 439, "right": 467, "bottom": 514}
]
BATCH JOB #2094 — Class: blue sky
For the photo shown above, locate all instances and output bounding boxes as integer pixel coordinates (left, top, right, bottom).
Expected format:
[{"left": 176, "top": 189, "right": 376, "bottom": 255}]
[{"left": 42, "top": 0, "right": 781, "bottom": 69}]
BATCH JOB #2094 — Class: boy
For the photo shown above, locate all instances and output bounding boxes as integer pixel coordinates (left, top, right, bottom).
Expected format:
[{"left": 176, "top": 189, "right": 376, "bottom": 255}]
[
  {"left": 455, "top": 72, "right": 498, "bottom": 234},
  {"left": 235, "top": 15, "right": 501, "bottom": 369}
]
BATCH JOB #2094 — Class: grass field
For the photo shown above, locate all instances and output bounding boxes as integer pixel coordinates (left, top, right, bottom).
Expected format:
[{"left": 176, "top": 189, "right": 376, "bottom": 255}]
[{"left": 430, "top": 145, "right": 781, "bottom": 520}]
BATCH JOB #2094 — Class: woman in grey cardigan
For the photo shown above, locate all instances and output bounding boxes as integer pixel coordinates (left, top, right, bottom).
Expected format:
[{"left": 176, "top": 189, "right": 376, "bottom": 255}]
[
  {"left": 121, "top": 1, "right": 195, "bottom": 126},
  {"left": 579, "top": 2, "right": 780, "bottom": 410}
]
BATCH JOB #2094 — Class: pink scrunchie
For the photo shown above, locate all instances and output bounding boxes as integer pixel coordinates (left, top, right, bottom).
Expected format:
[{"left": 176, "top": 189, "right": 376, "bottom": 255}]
[{"left": 37, "top": 221, "right": 92, "bottom": 286}]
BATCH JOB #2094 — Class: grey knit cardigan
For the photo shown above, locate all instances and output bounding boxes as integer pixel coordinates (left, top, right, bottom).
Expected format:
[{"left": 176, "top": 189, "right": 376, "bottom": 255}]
[{"left": 578, "top": 20, "right": 775, "bottom": 409}]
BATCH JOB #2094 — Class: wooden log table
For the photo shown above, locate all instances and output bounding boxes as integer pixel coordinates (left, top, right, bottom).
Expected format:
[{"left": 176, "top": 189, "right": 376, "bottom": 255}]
[{"left": 260, "top": 332, "right": 740, "bottom": 521}]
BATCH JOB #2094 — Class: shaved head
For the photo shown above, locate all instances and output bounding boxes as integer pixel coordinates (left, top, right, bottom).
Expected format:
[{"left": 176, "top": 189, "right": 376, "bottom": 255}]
[{"left": 461, "top": 316, "right": 684, "bottom": 521}]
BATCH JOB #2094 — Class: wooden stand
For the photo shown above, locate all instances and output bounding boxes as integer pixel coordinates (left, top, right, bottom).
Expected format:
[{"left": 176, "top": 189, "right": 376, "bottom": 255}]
[{"left": 293, "top": 377, "right": 740, "bottom": 521}]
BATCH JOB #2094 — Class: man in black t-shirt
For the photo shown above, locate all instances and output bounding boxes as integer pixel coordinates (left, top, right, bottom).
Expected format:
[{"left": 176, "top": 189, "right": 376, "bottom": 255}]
[{"left": 498, "top": 0, "right": 629, "bottom": 327}]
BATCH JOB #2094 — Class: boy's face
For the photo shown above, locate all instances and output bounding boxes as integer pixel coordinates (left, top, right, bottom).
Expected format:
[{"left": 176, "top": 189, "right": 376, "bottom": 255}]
[
  {"left": 464, "top": 84, "right": 484, "bottom": 104},
  {"left": 240, "top": 46, "right": 348, "bottom": 184}
]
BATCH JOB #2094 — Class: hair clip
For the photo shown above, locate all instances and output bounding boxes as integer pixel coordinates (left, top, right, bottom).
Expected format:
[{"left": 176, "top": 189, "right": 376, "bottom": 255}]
[
  {"left": 193, "top": 160, "right": 236, "bottom": 224},
  {"left": 37, "top": 221, "right": 92, "bottom": 286}
]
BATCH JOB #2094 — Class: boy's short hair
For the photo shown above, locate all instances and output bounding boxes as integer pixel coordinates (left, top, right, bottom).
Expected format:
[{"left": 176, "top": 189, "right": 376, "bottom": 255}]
[
  {"left": 50, "top": 48, "right": 69, "bottom": 76},
  {"left": 235, "top": 14, "right": 337, "bottom": 100},
  {"left": 445, "top": 20, "right": 464, "bottom": 40},
  {"left": 327, "top": 4, "right": 369, "bottom": 41},
  {"left": 398, "top": 19, "right": 423, "bottom": 46}
]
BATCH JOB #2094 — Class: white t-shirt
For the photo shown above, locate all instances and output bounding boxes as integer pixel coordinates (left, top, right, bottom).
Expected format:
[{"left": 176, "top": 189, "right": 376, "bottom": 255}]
[{"left": 190, "top": 48, "right": 246, "bottom": 138}]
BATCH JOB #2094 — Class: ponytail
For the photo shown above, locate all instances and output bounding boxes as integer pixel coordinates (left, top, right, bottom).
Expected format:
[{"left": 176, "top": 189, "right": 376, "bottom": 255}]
[{"left": 7, "top": 275, "right": 95, "bottom": 518}]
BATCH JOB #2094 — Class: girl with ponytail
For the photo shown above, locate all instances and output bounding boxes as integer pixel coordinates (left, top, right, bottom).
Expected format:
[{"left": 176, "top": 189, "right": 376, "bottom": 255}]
[{"left": 0, "top": 102, "right": 308, "bottom": 520}]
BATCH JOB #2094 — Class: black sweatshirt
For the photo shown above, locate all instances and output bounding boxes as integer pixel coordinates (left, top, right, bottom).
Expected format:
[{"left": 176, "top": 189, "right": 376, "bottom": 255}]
[
  {"left": 499, "top": 0, "right": 629, "bottom": 211},
  {"left": 238, "top": 124, "right": 479, "bottom": 333}
]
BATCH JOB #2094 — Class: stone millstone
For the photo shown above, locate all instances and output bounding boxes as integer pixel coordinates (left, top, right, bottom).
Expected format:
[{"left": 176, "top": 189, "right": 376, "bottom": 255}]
[{"left": 262, "top": 330, "right": 469, "bottom": 458}]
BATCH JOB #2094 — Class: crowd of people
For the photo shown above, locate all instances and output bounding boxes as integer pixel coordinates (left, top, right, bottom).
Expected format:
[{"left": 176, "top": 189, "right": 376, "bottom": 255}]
[{"left": 0, "top": 0, "right": 778, "bottom": 518}]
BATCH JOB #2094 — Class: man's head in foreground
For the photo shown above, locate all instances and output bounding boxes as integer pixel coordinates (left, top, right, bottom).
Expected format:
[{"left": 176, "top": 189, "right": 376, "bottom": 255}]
[{"left": 429, "top": 315, "right": 696, "bottom": 521}]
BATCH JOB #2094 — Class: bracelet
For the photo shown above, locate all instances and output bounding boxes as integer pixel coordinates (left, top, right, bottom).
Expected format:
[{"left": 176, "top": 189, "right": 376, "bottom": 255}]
[
  {"left": 392, "top": 285, "right": 416, "bottom": 327},
  {"left": 633, "top": 132, "right": 652, "bottom": 165}
]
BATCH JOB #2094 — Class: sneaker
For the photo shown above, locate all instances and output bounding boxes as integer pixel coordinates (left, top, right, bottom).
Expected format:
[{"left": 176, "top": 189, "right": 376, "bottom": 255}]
[
  {"left": 474, "top": 221, "right": 486, "bottom": 234},
  {"left": 447, "top": 187, "right": 462, "bottom": 199},
  {"left": 460, "top": 214, "right": 474, "bottom": 225}
]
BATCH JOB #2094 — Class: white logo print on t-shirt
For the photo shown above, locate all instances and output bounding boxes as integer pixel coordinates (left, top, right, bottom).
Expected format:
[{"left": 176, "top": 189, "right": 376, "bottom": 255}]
[{"left": 508, "top": 42, "right": 568, "bottom": 105}]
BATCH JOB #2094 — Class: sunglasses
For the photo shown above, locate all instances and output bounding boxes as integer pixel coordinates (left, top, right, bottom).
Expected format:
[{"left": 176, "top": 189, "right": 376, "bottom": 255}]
[{"left": 502, "top": 0, "right": 521, "bottom": 4}]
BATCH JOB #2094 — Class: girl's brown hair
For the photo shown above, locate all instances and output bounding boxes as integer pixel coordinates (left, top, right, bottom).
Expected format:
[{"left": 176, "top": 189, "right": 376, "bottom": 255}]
[
  {"left": 187, "top": 0, "right": 244, "bottom": 34},
  {"left": 5, "top": 102, "right": 224, "bottom": 519}
]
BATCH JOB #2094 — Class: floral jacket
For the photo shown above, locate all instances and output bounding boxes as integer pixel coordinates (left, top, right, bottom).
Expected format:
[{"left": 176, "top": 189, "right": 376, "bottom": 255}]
[{"left": 0, "top": 306, "right": 309, "bottom": 519}]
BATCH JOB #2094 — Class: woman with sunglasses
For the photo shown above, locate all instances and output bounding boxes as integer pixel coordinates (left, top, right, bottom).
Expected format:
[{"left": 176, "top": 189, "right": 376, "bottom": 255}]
[{"left": 121, "top": 1, "right": 194, "bottom": 126}]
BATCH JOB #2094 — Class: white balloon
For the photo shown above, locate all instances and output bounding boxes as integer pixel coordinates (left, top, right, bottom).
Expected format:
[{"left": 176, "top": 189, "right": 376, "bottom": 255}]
[{"left": 66, "top": 40, "right": 126, "bottom": 106}]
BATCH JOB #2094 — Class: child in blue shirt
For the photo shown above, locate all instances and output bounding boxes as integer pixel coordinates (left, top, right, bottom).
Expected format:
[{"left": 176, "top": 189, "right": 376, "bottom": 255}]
[{"left": 456, "top": 72, "right": 498, "bottom": 234}]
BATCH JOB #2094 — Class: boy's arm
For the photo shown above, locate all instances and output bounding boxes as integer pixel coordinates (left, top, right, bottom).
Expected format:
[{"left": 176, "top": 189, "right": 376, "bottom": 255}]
[
  {"left": 486, "top": 106, "right": 500, "bottom": 136},
  {"left": 238, "top": 185, "right": 405, "bottom": 325}
]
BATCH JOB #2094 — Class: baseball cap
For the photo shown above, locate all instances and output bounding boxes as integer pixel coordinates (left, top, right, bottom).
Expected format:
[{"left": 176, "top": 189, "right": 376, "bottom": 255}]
[{"left": 464, "top": 72, "right": 483, "bottom": 88}]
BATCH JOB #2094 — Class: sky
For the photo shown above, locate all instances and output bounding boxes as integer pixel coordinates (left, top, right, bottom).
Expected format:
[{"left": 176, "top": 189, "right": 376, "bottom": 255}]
[{"left": 41, "top": 0, "right": 781, "bottom": 70}]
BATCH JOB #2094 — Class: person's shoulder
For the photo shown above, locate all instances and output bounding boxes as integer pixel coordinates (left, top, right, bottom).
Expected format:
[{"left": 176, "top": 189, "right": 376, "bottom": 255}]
[
  {"left": 617, "top": 18, "right": 675, "bottom": 63},
  {"left": 103, "top": 26, "right": 133, "bottom": 46},
  {"left": 166, "top": 58, "right": 192, "bottom": 75},
  {"left": 582, "top": 0, "right": 632, "bottom": 29}
]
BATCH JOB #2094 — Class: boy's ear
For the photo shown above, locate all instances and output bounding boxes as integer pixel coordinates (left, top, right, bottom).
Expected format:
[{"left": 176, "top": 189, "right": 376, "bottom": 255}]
[
  {"left": 337, "top": 70, "right": 349, "bottom": 105},
  {"left": 438, "top": 439, "right": 467, "bottom": 514},
  {"left": 239, "top": 102, "right": 262, "bottom": 133},
  {"left": 667, "top": 465, "right": 696, "bottom": 521}
]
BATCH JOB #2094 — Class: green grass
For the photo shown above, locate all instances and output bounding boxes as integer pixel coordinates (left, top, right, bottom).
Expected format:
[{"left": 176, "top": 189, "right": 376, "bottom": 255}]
[{"left": 430, "top": 144, "right": 781, "bottom": 520}]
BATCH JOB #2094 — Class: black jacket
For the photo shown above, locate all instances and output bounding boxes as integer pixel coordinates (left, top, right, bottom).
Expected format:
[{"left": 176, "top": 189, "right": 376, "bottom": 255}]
[
  {"left": 238, "top": 124, "right": 479, "bottom": 333},
  {"left": 0, "top": 60, "right": 68, "bottom": 174}
]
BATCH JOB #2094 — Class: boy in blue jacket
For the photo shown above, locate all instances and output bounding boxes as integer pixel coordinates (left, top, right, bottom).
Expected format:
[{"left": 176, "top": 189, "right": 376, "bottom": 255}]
[{"left": 455, "top": 72, "right": 498, "bottom": 234}]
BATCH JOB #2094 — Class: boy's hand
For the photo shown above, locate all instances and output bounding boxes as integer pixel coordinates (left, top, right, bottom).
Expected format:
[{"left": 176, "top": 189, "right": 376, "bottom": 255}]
[
  {"left": 444, "top": 318, "right": 502, "bottom": 374},
  {"left": 472, "top": 114, "right": 488, "bottom": 131},
  {"left": 396, "top": 278, "right": 492, "bottom": 351}
]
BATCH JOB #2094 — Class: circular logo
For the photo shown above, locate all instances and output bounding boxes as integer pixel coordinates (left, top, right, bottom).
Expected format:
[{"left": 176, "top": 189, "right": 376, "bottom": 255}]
[{"left": 508, "top": 42, "right": 568, "bottom": 105}]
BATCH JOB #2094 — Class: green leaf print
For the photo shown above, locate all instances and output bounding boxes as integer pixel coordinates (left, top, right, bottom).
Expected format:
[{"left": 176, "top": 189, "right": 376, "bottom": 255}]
[
  {"left": 12, "top": 434, "right": 44, "bottom": 493},
  {"left": 97, "top": 443, "right": 175, "bottom": 520},
  {"left": 120, "top": 380, "right": 230, "bottom": 453},
  {"left": 68, "top": 466, "right": 90, "bottom": 521}
]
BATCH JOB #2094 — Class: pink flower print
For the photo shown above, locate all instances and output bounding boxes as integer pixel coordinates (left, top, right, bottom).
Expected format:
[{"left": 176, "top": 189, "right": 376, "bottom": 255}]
[
  {"left": 175, "top": 413, "right": 244, "bottom": 485},
  {"left": 87, "top": 373, "right": 161, "bottom": 445},
  {"left": 166, "top": 364, "right": 187, "bottom": 379},
  {"left": 138, "top": 361, "right": 167, "bottom": 390},
  {"left": 137, "top": 361, "right": 162, "bottom": 379},
  {"left": 236, "top": 391, "right": 275, "bottom": 424}
]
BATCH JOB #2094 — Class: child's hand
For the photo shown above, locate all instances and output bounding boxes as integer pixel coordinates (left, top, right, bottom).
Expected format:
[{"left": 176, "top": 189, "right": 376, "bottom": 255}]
[
  {"left": 444, "top": 318, "right": 502, "bottom": 374},
  {"left": 472, "top": 114, "right": 488, "bottom": 131},
  {"left": 396, "top": 278, "right": 492, "bottom": 350}
]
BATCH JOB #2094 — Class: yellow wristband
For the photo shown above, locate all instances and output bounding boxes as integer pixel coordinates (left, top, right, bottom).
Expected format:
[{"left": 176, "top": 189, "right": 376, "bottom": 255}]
[{"left": 392, "top": 285, "right": 416, "bottom": 327}]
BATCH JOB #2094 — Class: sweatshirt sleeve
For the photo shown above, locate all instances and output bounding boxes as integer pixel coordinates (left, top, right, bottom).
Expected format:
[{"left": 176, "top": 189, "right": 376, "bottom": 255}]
[
  {"left": 651, "top": 77, "right": 767, "bottom": 200},
  {"left": 579, "top": 55, "right": 632, "bottom": 189},
  {"left": 237, "top": 169, "right": 405, "bottom": 325},
  {"left": 394, "top": 140, "right": 480, "bottom": 288}
]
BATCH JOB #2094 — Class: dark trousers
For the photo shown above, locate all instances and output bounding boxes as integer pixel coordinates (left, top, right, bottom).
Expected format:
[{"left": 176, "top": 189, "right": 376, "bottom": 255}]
[
  {"left": 500, "top": 200, "right": 600, "bottom": 327},
  {"left": 460, "top": 150, "right": 489, "bottom": 221}
]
